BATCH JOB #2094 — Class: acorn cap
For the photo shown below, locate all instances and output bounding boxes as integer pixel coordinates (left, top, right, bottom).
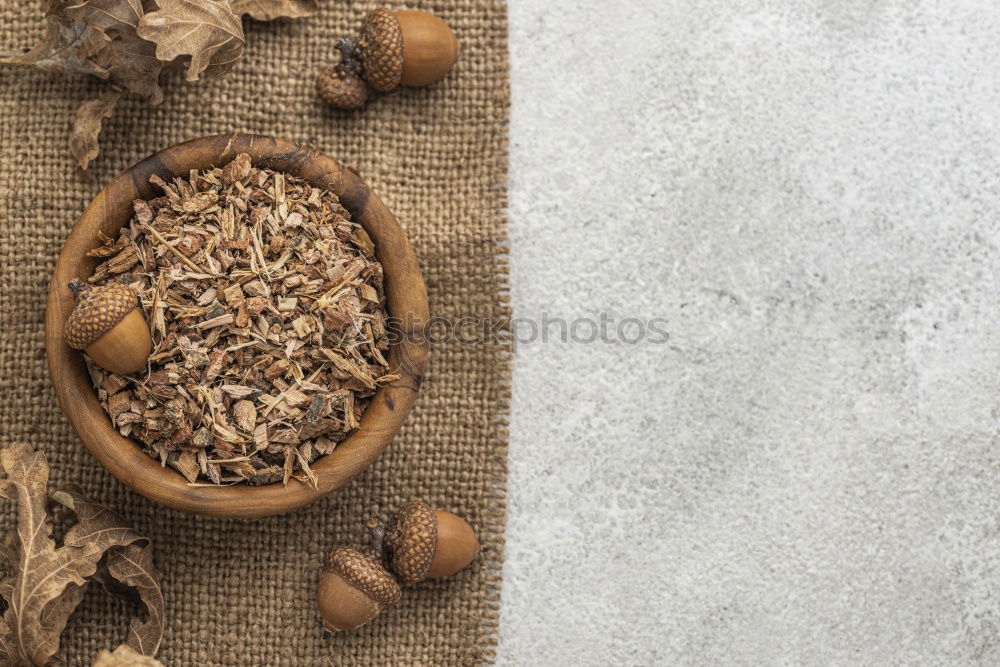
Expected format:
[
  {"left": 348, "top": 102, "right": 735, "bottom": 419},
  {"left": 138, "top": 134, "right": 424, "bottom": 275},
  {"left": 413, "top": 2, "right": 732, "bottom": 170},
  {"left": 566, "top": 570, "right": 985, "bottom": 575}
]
[
  {"left": 387, "top": 500, "right": 438, "bottom": 584},
  {"left": 317, "top": 64, "right": 368, "bottom": 110},
  {"left": 64, "top": 283, "right": 139, "bottom": 350},
  {"left": 358, "top": 8, "right": 404, "bottom": 92},
  {"left": 325, "top": 546, "right": 401, "bottom": 607}
]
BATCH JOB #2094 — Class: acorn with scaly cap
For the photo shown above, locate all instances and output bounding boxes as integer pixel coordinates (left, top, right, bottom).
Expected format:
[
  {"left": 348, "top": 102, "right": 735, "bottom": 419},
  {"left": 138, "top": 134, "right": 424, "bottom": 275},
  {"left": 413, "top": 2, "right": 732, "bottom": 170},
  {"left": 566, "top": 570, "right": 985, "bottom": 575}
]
[
  {"left": 63, "top": 280, "right": 151, "bottom": 375},
  {"left": 317, "top": 7, "right": 460, "bottom": 110},
  {"left": 317, "top": 545, "right": 402, "bottom": 631}
]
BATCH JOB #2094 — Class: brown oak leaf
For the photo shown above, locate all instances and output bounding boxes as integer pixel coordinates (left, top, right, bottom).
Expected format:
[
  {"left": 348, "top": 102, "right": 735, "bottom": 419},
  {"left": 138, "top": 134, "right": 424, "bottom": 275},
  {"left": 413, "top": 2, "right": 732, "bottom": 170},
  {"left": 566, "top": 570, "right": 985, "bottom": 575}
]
[
  {"left": 137, "top": 0, "right": 244, "bottom": 81},
  {"left": 0, "top": 8, "right": 109, "bottom": 79},
  {"left": 65, "top": 0, "right": 147, "bottom": 34},
  {"left": 53, "top": 490, "right": 164, "bottom": 657},
  {"left": 103, "top": 544, "right": 163, "bottom": 656},
  {"left": 0, "top": 445, "right": 163, "bottom": 666},
  {"left": 69, "top": 86, "right": 124, "bottom": 170},
  {"left": 230, "top": 0, "right": 318, "bottom": 21},
  {"left": 65, "top": 0, "right": 165, "bottom": 103},
  {"left": 1, "top": 0, "right": 309, "bottom": 168}
]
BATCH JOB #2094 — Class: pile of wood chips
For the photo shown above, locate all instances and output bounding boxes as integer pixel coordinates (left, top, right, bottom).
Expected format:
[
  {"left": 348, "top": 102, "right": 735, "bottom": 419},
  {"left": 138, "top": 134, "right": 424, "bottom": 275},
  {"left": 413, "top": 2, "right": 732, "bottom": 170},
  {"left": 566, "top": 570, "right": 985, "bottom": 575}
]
[{"left": 85, "top": 153, "right": 396, "bottom": 486}]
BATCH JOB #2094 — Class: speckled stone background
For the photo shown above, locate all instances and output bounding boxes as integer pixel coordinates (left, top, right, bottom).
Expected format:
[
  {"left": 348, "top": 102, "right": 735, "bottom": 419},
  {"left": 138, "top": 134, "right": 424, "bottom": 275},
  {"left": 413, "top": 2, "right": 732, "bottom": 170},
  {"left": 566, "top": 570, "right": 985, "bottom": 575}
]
[{"left": 501, "top": 0, "right": 1000, "bottom": 664}]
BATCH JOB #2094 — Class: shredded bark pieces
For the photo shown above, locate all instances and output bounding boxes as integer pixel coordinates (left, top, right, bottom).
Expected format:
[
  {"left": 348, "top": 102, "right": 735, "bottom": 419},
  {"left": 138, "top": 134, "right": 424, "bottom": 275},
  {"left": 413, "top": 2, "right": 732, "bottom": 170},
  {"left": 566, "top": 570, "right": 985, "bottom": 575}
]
[{"left": 84, "top": 153, "right": 394, "bottom": 486}]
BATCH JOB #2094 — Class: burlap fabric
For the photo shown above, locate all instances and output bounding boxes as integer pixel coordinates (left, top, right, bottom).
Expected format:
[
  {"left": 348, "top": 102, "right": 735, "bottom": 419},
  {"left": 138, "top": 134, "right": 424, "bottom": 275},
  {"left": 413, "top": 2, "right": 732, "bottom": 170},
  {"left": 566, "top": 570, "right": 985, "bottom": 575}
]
[{"left": 0, "top": 2, "right": 509, "bottom": 664}]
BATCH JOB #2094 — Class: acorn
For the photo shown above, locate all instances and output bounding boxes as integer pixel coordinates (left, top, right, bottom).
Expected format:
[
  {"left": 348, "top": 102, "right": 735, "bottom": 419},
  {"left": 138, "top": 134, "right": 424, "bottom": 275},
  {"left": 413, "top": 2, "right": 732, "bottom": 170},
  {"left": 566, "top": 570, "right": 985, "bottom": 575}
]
[
  {"left": 356, "top": 7, "right": 405, "bottom": 92},
  {"left": 327, "top": 7, "right": 459, "bottom": 100},
  {"left": 63, "top": 280, "right": 151, "bottom": 375},
  {"left": 316, "top": 63, "right": 368, "bottom": 110},
  {"left": 317, "top": 546, "right": 402, "bottom": 632},
  {"left": 383, "top": 500, "right": 480, "bottom": 584},
  {"left": 394, "top": 10, "right": 461, "bottom": 87}
]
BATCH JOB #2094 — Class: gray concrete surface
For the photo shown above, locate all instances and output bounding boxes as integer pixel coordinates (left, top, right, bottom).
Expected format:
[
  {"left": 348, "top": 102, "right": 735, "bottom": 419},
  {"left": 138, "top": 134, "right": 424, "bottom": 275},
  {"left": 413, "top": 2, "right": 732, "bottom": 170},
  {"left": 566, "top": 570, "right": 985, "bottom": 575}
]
[{"left": 501, "top": 1, "right": 1000, "bottom": 664}]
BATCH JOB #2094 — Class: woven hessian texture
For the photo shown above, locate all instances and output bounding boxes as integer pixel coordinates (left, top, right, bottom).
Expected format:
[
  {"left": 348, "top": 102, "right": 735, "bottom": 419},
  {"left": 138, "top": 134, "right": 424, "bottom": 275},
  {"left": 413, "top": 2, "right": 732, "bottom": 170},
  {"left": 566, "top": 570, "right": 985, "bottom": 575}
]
[{"left": 0, "top": 2, "right": 509, "bottom": 664}]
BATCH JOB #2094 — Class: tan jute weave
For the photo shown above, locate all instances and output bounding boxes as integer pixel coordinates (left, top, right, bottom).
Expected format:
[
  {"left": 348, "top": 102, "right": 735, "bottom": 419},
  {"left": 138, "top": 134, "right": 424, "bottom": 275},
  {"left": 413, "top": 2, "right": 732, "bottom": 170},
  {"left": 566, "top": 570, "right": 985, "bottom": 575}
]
[{"left": 0, "top": 2, "right": 510, "bottom": 664}]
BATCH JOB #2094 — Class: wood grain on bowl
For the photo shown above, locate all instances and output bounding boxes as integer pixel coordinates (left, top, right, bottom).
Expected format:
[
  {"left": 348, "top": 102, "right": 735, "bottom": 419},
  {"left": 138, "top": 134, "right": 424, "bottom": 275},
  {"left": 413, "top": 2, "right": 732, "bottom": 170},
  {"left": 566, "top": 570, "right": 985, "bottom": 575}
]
[{"left": 45, "top": 134, "right": 429, "bottom": 518}]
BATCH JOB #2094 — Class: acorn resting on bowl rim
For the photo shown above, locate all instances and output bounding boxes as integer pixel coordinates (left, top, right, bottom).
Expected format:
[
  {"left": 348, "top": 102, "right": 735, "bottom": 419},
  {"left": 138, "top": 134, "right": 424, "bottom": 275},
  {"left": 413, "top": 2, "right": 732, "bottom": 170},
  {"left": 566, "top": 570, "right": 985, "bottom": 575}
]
[{"left": 63, "top": 280, "right": 151, "bottom": 375}]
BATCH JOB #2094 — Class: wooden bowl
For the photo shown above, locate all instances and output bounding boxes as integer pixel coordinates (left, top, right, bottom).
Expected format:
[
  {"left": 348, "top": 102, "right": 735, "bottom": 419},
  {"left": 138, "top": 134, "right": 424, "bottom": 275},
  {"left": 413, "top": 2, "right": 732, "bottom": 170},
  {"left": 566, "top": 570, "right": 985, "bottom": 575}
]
[{"left": 45, "top": 134, "right": 429, "bottom": 518}]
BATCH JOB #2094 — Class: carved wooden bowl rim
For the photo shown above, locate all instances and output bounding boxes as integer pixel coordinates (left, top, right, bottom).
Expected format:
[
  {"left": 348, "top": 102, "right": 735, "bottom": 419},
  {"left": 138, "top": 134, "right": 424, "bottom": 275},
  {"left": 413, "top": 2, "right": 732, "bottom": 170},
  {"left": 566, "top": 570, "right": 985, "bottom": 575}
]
[{"left": 45, "top": 134, "right": 429, "bottom": 518}]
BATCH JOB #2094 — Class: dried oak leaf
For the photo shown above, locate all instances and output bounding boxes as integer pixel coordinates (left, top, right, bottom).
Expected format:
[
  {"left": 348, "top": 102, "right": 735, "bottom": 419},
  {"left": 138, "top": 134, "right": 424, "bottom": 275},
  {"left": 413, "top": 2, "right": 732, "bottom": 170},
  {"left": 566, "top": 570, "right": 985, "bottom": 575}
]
[
  {"left": 65, "top": 0, "right": 146, "bottom": 35},
  {"left": 137, "top": 0, "right": 245, "bottom": 81},
  {"left": 65, "top": 0, "right": 165, "bottom": 103},
  {"left": 54, "top": 490, "right": 164, "bottom": 657},
  {"left": 3, "top": 0, "right": 310, "bottom": 169},
  {"left": 0, "top": 445, "right": 163, "bottom": 666},
  {"left": 69, "top": 86, "right": 124, "bottom": 169},
  {"left": 0, "top": 5, "right": 109, "bottom": 79},
  {"left": 230, "top": 0, "right": 318, "bottom": 21},
  {"left": 93, "top": 644, "right": 164, "bottom": 666}
]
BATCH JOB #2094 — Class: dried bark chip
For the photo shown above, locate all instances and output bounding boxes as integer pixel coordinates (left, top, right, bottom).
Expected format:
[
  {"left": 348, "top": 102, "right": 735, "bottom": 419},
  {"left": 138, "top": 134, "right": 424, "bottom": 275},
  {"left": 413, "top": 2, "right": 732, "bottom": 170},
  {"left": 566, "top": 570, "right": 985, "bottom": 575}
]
[
  {"left": 102, "top": 374, "right": 129, "bottom": 396},
  {"left": 221, "top": 384, "right": 255, "bottom": 399},
  {"left": 283, "top": 387, "right": 310, "bottom": 407},
  {"left": 269, "top": 428, "right": 299, "bottom": 445},
  {"left": 222, "top": 283, "right": 245, "bottom": 307},
  {"left": 264, "top": 359, "right": 291, "bottom": 381},
  {"left": 245, "top": 296, "right": 268, "bottom": 317},
  {"left": 322, "top": 305, "right": 354, "bottom": 333},
  {"left": 253, "top": 423, "right": 269, "bottom": 449},
  {"left": 221, "top": 152, "right": 252, "bottom": 185},
  {"left": 191, "top": 428, "right": 212, "bottom": 449},
  {"left": 305, "top": 395, "right": 324, "bottom": 421},
  {"left": 107, "top": 391, "right": 132, "bottom": 418},
  {"left": 232, "top": 400, "right": 257, "bottom": 432},
  {"left": 171, "top": 451, "right": 200, "bottom": 483},
  {"left": 269, "top": 234, "right": 286, "bottom": 254},
  {"left": 298, "top": 418, "right": 340, "bottom": 441},
  {"left": 234, "top": 305, "right": 249, "bottom": 328},
  {"left": 176, "top": 234, "right": 204, "bottom": 257},
  {"left": 203, "top": 350, "right": 228, "bottom": 382},
  {"left": 248, "top": 465, "right": 283, "bottom": 486},
  {"left": 244, "top": 279, "right": 269, "bottom": 298},
  {"left": 134, "top": 199, "right": 155, "bottom": 225}
]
